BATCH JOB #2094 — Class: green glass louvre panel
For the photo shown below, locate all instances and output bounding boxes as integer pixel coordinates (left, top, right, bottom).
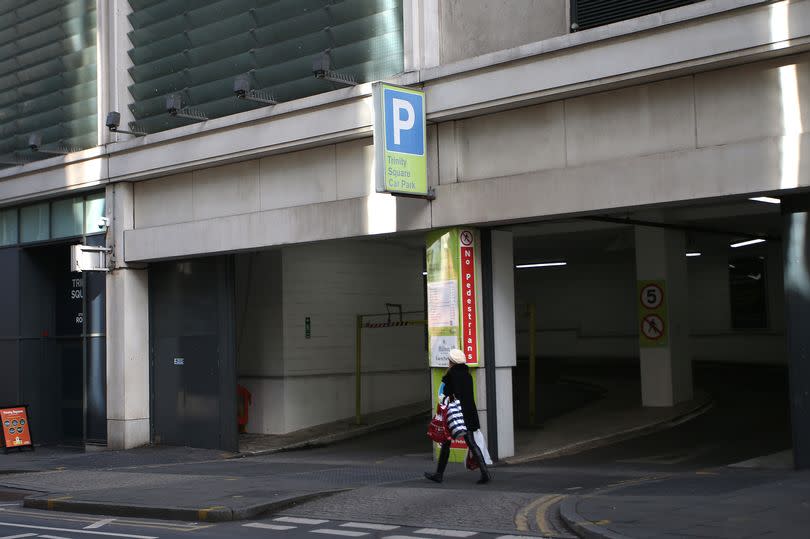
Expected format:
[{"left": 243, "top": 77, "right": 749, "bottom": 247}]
[
  {"left": 127, "top": 0, "right": 404, "bottom": 134},
  {"left": 0, "top": 0, "right": 98, "bottom": 164}
]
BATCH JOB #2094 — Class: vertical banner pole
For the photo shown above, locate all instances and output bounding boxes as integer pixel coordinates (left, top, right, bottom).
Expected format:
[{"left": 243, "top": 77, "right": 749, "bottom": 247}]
[
  {"left": 528, "top": 303, "right": 537, "bottom": 426},
  {"left": 355, "top": 315, "right": 363, "bottom": 425}
]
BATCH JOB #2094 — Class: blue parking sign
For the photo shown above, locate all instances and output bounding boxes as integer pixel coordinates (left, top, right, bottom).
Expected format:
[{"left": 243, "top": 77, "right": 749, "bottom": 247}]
[
  {"left": 374, "top": 83, "right": 427, "bottom": 196},
  {"left": 384, "top": 87, "right": 424, "bottom": 156}
]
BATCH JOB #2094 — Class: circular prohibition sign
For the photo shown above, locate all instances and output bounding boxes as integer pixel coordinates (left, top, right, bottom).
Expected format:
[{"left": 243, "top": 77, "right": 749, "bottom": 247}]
[
  {"left": 641, "top": 314, "right": 665, "bottom": 340},
  {"left": 640, "top": 283, "right": 664, "bottom": 310},
  {"left": 460, "top": 230, "right": 474, "bottom": 246}
]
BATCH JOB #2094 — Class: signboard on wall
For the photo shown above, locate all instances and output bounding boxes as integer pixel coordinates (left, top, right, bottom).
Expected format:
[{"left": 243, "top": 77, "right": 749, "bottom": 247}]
[
  {"left": 638, "top": 280, "right": 668, "bottom": 347},
  {"left": 426, "top": 228, "right": 483, "bottom": 367},
  {"left": 1, "top": 405, "right": 33, "bottom": 452},
  {"left": 373, "top": 83, "right": 428, "bottom": 196}
]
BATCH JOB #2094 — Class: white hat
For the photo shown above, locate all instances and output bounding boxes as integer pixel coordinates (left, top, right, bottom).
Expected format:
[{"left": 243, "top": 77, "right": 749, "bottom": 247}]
[{"left": 448, "top": 349, "right": 466, "bottom": 365}]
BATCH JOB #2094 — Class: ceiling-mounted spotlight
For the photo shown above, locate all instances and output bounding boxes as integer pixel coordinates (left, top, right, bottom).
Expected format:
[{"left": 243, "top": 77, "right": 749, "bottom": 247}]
[
  {"left": 166, "top": 95, "right": 208, "bottom": 121},
  {"left": 233, "top": 74, "right": 277, "bottom": 105},
  {"left": 312, "top": 51, "right": 357, "bottom": 87},
  {"left": 27, "top": 133, "right": 75, "bottom": 155},
  {"left": 106, "top": 111, "right": 146, "bottom": 136}
]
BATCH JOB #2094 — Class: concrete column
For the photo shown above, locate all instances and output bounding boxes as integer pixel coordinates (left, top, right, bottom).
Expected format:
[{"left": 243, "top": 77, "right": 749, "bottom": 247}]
[
  {"left": 479, "top": 230, "right": 516, "bottom": 459},
  {"left": 97, "top": 0, "right": 134, "bottom": 145},
  {"left": 782, "top": 196, "right": 810, "bottom": 470},
  {"left": 634, "top": 226, "right": 693, "bottom": 407},
  {"left": 105, "top": 183, "right": 150, "bottom": 449}
]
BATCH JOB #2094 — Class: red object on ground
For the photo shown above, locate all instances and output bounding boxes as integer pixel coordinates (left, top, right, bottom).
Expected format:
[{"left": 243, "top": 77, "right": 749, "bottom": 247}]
[{"left": 237, "top": 385, "right": 252, "bottom": 433}]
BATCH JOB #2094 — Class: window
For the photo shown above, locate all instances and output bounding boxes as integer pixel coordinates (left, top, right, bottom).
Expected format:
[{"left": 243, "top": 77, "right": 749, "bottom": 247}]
[
  {"left": 20, "top": 203, "right": 49, "bottom": 243},
  {"left": 0, "top": 208, "right": 17, "bottom": 246},
  {"left": 570, "top": 0, "right": 703, "bottom": 32}
]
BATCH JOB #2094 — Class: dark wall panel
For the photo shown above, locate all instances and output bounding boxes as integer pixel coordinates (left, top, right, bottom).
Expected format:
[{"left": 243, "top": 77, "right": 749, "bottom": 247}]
[
  {"left": 151, "top": 256, "right": 236, "bottom": 451},
  {"left": 0, "top": 248, "right": 19, "bottom": 337},
  {"left": 0, "top": 340, "right": 19, "bottom": 405}
]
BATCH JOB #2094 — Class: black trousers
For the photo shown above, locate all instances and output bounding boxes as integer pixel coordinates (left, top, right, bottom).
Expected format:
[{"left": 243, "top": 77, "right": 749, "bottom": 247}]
[{"left": 436, "top": 432, "right": 489, "bottom": 477}]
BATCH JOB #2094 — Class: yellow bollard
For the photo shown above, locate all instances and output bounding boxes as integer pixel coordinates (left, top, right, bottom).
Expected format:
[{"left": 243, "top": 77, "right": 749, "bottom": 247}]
[{"left": 528, "top": 303, "right": 537, "bottom": 426}]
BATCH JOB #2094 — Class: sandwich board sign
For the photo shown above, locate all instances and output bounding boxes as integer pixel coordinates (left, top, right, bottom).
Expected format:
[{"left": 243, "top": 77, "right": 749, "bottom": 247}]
[
  {"left": 373, "top": 83, "right": 428, "bottom": 197},
  {"left": 1, "top": 405, "right": 33, "bottom": 453}
]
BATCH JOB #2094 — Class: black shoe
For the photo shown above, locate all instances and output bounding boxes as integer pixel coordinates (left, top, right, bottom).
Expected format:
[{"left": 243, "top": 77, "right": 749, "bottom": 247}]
[
  {"left": 424, "top": 472, "right": 443, "bottom": 483},
  {"left": 476, "top": 471, "right": 491, "bottom": 484}
]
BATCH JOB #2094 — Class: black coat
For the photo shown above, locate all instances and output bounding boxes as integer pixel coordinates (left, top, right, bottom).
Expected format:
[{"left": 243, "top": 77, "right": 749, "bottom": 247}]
[{"left": 442, "top": 364, "right": 480, "bottom": 432}]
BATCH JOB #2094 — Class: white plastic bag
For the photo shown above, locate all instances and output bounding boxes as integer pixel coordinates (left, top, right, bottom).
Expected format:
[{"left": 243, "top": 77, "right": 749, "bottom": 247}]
[{"left": 473, "top": 429, "right": 493, "bottom": 465}]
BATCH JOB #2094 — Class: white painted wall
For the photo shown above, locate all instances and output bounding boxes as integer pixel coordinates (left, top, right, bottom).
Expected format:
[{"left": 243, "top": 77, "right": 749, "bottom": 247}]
[
  {"left": 235, "top": 239, "right": 428, "bottom": 435},
  {"left": 281, "top": 239, "right": 428, "bottom": 432},
  {"left": 235, "top": 251, "right": 285, "bottom": 434}
]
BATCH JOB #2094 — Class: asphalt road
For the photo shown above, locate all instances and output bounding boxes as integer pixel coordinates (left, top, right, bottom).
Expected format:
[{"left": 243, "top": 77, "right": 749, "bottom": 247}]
[{"left": 0, "top": 363, "right": 792, "bottom": 539}]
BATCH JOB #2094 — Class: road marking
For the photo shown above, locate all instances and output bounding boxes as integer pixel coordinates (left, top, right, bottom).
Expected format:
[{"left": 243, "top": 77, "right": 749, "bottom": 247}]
[
  {"left": 197, "top": 506, "right": 226, "bottom": 521},
  {"left": 275, "top": 517, "right": 329, "bottom": 525},
  {"left": 85, "top": 519, "right": 116, "bottom": 530},
  {"left": 311, "top": 530, "right": 368, "bottom": 537},
  {"left": 0, "top": 508, "right": 210, "bottom": 532},
  {"left": 515, "top": 495, "right": 550, "bottom": 532},
  {"left": 340, "top": 523, "right": 400, "bottom": 531},
  {"left": 45, "top": 496, "right": 72, "bottom": 511},
  {"left": 535, "top": 494, "right": 566, "bottom": 536},
  {"left": 0, "top": 504, "right": 20, "bottom": 507},
  {"left": 0, "top": 534, "right": 37, "bottom": 538},
  {"left": 0, "top": 522, "right": 157, "bottom": 538},
  {"left": 565, "top": 486, "right": 582, "bottom": 491},
  {"left": 243, "top": 523, "right": 297, "bottom": 531},
  {"left": 414, "top": 529, "right": 477, "bottom": 537},
  {"left": 39, "top": 535, "right": 74, "bottom": 539}
]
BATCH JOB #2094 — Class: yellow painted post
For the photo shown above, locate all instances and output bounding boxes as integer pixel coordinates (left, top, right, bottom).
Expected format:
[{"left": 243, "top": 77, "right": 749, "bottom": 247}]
[
  {"left": 356, "top": 314, "right": 362, "bottom": 425},
  {"left": 528, "top": 303, "right": 537, "bottom": 426}
]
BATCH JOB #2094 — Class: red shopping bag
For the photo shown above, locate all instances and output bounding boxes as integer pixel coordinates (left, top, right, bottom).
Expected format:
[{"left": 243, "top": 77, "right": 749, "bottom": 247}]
[
  {"left": 466, "top": 449, "right": 479, "bottom": 470},
  {"left": 427, "top": 401, "right": 450, "bottom": 443}
]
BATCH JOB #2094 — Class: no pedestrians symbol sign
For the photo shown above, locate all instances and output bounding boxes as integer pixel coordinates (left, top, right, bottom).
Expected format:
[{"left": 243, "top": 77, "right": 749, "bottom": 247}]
[
  {"left": 638, "top": 280, "right": 668, "bottom": 347},
  {"left": 641, "top": 314, "right": 665, "bottom": 341}
]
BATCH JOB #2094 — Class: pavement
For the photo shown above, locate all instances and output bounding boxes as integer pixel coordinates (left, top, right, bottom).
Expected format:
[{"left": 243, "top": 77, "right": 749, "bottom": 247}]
[
  {"left": 559, "top": 466, "right": 810, "bottom": 539},
  {"left": 1, "top": 366, "right": 806, "bottom": 538}
]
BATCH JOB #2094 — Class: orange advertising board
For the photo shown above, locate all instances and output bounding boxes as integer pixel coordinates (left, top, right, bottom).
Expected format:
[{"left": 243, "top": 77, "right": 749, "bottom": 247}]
[{"left": 1, "top": 405, "right": 33, "bottom": 451}]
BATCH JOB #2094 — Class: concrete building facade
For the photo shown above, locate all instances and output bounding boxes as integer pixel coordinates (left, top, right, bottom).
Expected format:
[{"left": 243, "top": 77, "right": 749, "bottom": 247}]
[{"left": 1, "top": 0, "right": 809, "bottom": 467}]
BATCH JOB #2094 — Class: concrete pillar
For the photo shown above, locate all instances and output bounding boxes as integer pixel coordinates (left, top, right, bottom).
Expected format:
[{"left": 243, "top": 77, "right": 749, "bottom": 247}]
[
  {"left": 782, "top": 195, "right": 810, "bottom": 470},
  {"left": 105, "top": 183, "right": 150, "bottom": 449},
  {"left": 634, "top": 226, "right": 693, "bottom": 407},
  {"left": 480, "top": 230, "right": 516, "bottom": 459},
  {"left": 97, "top": 0, "right": 135, "bottom": 146}
]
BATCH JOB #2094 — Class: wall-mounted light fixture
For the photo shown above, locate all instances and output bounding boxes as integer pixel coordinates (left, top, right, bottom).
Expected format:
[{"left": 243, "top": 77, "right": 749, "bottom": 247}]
[
  {"left": 313, "top": 51, "right": 357, "bottom": 87},
  {"left": 166, "top": 95, "right": 208, "bottom": 121},
  {"left": 234, "top": 74, "right": 277, "bottom": 105},
  {"left": 105, "top": 111, "right": 146, "bottom": 136},
  {"left": 686, "top": 252, "right": 702, "bottom": 257}
]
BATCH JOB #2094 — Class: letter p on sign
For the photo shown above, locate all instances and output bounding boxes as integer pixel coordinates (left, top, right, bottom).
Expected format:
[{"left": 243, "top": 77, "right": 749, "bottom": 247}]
[
  {"left": 383, "top": 87, "right": 424, "bottom": 155},
  {"left": 392, "top": 98, "right": 414, "bottom": 145}
]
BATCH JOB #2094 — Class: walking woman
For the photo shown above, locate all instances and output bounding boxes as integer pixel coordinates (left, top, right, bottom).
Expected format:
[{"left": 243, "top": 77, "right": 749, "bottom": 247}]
[{"left": 425, "top": 349, "right": 491, "bottom": 484}]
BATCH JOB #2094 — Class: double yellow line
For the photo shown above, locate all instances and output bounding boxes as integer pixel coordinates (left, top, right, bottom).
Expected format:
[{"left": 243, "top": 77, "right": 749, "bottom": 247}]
[{"left": 515, "top": 494, "right": 568, "bottom": 536}]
